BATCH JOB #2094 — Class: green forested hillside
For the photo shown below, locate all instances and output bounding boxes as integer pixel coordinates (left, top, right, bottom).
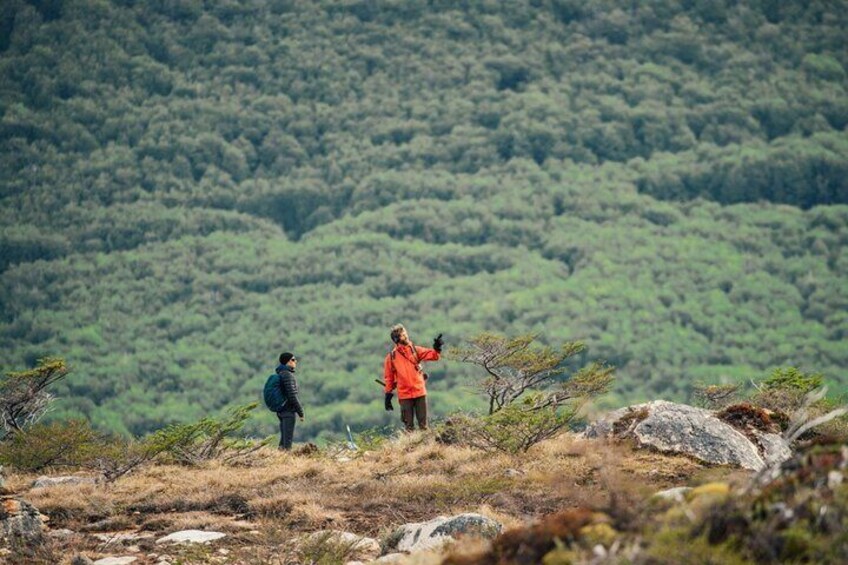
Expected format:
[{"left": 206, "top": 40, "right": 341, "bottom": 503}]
[{"left": 1, "top": 0, "right": 846, "bottom": 442}]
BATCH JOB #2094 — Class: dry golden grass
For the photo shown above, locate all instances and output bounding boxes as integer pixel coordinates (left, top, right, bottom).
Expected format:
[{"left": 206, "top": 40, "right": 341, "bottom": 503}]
[{"left": 5, "top": 431, "right": 735, "bottom": 564}]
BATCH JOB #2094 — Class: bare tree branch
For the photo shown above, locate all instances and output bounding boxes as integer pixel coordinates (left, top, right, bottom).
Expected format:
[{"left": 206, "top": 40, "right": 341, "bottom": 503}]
[
  {"left": 1, "top": 358, "right": 69, "bottom": 438},
  {"left": 449, "top": 333, "right": 613, "bottom": 418}
]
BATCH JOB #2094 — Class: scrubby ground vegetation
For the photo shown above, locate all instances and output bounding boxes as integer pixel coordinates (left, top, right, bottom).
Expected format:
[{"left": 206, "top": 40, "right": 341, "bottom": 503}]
[
  {"left": 4, "top": 431, "right": 707, "bottom": 564},
  {"left": 5, "top": 420, "right": 847, "bottom": 564},
  {"left": 2, "top": 357, "right": 847, "bottom": 563},
  {"left": 1, "top": 0, "right": 847, "bottom": 442}
]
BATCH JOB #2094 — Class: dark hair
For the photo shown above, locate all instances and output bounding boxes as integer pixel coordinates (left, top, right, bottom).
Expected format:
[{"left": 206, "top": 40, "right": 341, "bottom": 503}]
[{"left": 279, "top": 352, "right": 295, "bottom": 365}]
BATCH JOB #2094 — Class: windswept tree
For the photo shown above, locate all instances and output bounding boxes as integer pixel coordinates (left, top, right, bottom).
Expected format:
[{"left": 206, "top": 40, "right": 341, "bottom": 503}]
[
  {"left": 449, "top": 333, "right": 614, "bottom": 453},
  {"left": 452, "top": 333, "right": 613, "bottom": 415},
  {"left": 0, "top": 357, "right": 69, "bottom": 437}
]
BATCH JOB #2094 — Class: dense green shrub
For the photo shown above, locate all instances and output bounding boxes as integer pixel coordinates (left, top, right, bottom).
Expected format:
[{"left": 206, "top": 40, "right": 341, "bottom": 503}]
[
  {"left": 455, "top": 394, "right": 578, "bottom": 454},
  {"left": 761, "top": 367, "right": 824, "bottom": 393},
  {"left": 750, "top": 367, "right": 826, "bottom": 414},
  {"left": 0, "top": 419, "right": 102, "bottom": 472}
]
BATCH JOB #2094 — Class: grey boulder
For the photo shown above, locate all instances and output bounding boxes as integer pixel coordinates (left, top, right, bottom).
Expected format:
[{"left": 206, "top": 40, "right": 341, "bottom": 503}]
[
  {"left": 585, "top": 400, "right": 787, "bottom": 471},
  {"left": 1, "top": 497, "right": 45, "bottom": 545},
  {"left": 385, "top": 513, "right": 502, "bottom": 553},
  {"left": 753, "top": 430, "right": 793, "bottom": 466}
]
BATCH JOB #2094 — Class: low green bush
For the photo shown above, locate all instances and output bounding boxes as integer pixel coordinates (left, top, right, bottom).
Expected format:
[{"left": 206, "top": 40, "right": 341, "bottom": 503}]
[
  {"left": 451, "top": 394, "right": 578, "bottom": 454},
  {"left": 144, "top": 402, "right": 264, "bottom": 465},
  {"left": 0, "top": 419, "right": 103, "bottom": 472}
]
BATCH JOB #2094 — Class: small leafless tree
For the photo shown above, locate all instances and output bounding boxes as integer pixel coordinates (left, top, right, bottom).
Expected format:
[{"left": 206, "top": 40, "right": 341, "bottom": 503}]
[
  {"left": 0, "top": 358, "right": 69, "bottom": 438},
  {"left": 451, "top": 333, "right": 613, "bottom": 415}
]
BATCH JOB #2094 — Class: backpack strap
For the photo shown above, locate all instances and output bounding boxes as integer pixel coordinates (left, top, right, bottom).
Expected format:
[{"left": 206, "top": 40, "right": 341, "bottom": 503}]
[{"left": 390, "top": 342, "right": 423, "bottom": 375}]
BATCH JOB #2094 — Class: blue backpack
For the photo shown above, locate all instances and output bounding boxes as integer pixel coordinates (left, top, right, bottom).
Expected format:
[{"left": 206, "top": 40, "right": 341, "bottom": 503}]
[{"left": 263, "top": 373, "right": 287, "bottom": 412}]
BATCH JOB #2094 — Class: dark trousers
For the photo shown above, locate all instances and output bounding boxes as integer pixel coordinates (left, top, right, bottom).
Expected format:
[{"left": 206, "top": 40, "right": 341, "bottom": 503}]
[
  {"left": 277, "top": 412, "right": 296, "bottom": 450},
  {"left": 399, "top": 396, "right": 428, "bottom": 431}
]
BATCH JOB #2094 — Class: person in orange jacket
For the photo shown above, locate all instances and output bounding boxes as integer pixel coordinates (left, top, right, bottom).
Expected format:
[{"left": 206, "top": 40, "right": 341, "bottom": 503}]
[{"left": 384, "top": 324, "right": 443, "bottom": 431}]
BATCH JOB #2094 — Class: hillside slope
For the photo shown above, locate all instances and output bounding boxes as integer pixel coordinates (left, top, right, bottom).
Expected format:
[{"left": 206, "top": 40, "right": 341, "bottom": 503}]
[{"left": 1, "top": 0, "right": 846, "bottom": 440}]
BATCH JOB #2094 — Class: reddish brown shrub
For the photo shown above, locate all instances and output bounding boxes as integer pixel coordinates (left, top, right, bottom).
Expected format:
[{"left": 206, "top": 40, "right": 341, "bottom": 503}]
[
  {"left": 716, "top": 403, "right": 782, "bottom": 434},
  {"left": 488, "top": 508, "right": 594, "bottom": 564}
]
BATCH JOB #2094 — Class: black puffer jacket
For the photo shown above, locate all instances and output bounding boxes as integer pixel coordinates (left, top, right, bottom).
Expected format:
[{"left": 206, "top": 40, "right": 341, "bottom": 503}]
[{"left": 275, "top": 364, "right": 304, "bottom": 417}]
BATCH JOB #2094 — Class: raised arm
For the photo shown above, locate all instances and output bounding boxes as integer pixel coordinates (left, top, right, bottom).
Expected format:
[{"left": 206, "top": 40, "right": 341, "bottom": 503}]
[{"left": 415, "top": 345, "right": 441, "bottom": 362}]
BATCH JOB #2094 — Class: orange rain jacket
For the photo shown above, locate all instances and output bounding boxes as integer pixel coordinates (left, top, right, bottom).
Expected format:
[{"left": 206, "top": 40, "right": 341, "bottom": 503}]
[{"left": 384, "top": 343, "right": 440, "bottom": 400}]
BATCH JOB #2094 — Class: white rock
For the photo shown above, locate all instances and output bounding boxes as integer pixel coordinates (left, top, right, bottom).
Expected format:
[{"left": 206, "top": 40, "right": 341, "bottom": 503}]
[
  {"left": 92, "top": 531, "right": 154, "bottom": 543},
  {"left": 652, "top": 486, "right": 692, "bottom": 502},
  {"left": 32, "top": 476, "right": 98, "bottom": 488},
  {"left": 828, "top": 470, "right": 843, "bottom": 489},
  {"left": 156, "top": 530, "right": 227, "bottom": 544},
  {"left": 93, "top": 557, "right": 137, "bottom": 565},
  {"left": 386, "top": 513, "right": 502, "bottom": 553}
]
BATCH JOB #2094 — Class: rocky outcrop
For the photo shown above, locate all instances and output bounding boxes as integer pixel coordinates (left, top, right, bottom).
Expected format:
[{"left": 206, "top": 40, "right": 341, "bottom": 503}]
[
  {"left": 585, "top": 400, "right": 791, "bottom": 471},
  {"left": 0, "top": 497, "right": 45, "bottom": 546},
  {"left": 384, "top": 513, "right": 502, "bottom": 553}
]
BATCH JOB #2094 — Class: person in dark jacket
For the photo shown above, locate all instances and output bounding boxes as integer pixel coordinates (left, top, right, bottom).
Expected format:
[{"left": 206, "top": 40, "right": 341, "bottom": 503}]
[{"left": 273, "top": 352, "right": 304, "bottom": 450}]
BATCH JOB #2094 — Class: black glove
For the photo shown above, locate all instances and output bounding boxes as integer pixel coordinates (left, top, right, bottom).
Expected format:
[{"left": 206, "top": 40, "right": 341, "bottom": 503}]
[
  {"left": 384, "top": 392, "right": 394, "bottom": 411},
  {"left": 433, "top": 333, "right": 444, "bottom": 353}
]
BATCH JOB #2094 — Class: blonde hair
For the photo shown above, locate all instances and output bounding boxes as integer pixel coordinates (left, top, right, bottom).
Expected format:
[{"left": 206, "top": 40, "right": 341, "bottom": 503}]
[{"left": 390, "top": 324, "right": 406, "bottom": 343}]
